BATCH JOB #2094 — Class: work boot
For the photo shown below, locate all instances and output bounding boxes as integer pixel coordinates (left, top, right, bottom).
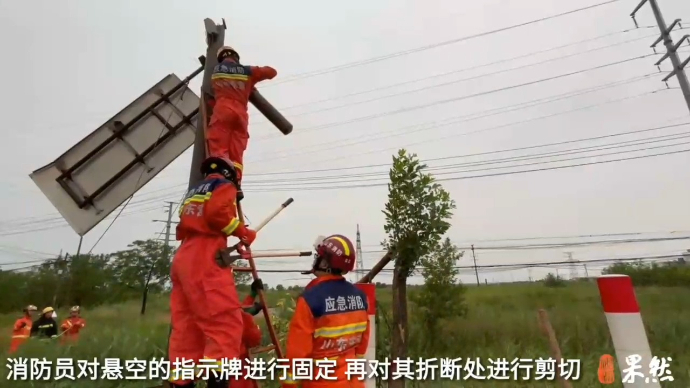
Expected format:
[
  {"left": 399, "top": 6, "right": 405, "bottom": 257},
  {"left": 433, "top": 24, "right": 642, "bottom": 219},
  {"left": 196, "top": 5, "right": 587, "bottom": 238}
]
[{"left": 207, "top": 375, "right": 229, "bottom": 388}]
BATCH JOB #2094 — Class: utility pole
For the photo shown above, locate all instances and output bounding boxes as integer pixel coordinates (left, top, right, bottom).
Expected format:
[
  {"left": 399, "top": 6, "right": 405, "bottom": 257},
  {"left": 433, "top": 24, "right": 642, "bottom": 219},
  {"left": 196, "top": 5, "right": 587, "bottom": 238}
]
[
  {"left": 143, "top": 201, "right": 176, "bottom": 315},
  {"left": 632, "top": 0, "right": 690, "bottom": 114},
  {"left": 355, "top": 224, "right": 364, "bottom": 281},
  {"left": 52, "top": 250, "right": 66, "bottom": 307},
  {"left": 471, "top": 245, "right": 480, "bottom": 286},
  {"left": 583, "top": 263, "right": 590, "bottom": 279}
]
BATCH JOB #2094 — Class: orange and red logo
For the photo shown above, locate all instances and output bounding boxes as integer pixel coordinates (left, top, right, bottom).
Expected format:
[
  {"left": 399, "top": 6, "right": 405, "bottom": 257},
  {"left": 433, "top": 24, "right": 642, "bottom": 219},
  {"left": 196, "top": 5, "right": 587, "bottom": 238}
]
[{"left": 598, "top": 354, "right": 615, "bottom": 384}]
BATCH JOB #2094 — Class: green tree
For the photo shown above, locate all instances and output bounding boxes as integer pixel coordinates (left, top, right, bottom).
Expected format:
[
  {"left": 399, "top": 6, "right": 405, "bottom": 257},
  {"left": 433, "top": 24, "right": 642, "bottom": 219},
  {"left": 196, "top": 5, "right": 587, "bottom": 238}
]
[
  {"left": 382, "top": 149, "right": 455, "bottom": 387},
  {"left": 413, "top": 238, "right": 466, "bottom": 352},
  {"left": 109, "top": 239, "right": 171, "bottom": 314},
  {"left": 233, "top": 259, "right": 252, "bottom": 285},
  {"left": 543, "top": 272, "right": 566, "bottom": 288},
  {"left": 62, "top": 253, "right": 117, "bottom": 307}
]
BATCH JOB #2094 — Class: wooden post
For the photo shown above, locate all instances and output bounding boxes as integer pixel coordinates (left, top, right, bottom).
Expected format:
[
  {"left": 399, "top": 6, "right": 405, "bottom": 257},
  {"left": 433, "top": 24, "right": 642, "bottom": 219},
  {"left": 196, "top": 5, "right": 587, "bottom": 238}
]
[{"left": 537, "top": 309, "right": 573, "bottom": 388}]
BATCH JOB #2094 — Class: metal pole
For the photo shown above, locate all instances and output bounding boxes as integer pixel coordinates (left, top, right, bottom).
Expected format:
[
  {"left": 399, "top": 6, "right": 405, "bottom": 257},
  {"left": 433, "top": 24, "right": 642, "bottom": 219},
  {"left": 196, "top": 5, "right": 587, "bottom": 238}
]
[
  {"left": 634, "top": 0, "right": 690, "bottom": 114},
  {"left": 188, "top": 19, "right": 227, "bottom": 188},
  {"left": 163, "top": 201, "right": 174, "bottom": 252},
  {"left": 75, "top": 236, "right": 83, "bottom": 258},
  {"left": 356, "top": 224, "right": 364, "bottom": 281},
  {"left": 471, "top": 245, "right": 480, "bottom": 286},
  {"left": 52, "top": 237, "right": 81, "bottom": 307}
]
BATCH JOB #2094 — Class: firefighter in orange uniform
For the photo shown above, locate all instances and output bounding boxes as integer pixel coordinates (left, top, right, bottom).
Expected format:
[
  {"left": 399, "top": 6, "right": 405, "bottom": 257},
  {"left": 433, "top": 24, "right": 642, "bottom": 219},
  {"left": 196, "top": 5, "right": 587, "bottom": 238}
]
[
  {"left": 230, "top": 278, "right": 265, "bottom": 388},
  {"left": 206, "top": 46, "right": 277, "bottom": 198},
  {"left": 60, "top": 306, "right": 86, "bottom": 343},
  {"left": 169, "top": 156, "right": 258, "bottom": 388},
  {"left": 9, "top": 305, "right": 37, "bottom": 353},
  {"left": 281, "top": 235, "right": 370, "bottom": 388}
]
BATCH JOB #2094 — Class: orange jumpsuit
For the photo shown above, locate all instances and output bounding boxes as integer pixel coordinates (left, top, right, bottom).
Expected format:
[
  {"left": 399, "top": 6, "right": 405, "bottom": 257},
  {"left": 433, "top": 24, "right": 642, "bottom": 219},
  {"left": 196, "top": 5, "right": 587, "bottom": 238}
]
[
  {"left": 9, "top": 316, "right": 32, "bottom": 353},
  {"left": 169, "top": 173, "right": 246, "bottom": 385},
  {"left": 281, "top": 275, "right": 370, "bottom": 388},
  {"left": 207, "top": 59, "right": 277, "bottom": 184},
  {"left": 60, "top": 316, "right": 86, "bottom": 342}
]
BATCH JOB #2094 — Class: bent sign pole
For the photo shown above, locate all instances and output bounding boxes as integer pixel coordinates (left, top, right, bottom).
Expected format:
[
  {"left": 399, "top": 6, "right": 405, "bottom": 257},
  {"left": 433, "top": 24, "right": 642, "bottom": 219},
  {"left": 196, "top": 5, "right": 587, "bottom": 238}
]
[{"left": 596, "top": 274, "right": 660, "bottom": 388}]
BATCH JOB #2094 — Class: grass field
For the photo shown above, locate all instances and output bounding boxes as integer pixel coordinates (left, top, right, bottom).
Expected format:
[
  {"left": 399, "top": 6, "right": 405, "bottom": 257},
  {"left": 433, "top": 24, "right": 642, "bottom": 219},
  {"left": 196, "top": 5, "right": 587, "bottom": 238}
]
[{"left": 1, "top": 281, "right": 688, "bottom": 388}]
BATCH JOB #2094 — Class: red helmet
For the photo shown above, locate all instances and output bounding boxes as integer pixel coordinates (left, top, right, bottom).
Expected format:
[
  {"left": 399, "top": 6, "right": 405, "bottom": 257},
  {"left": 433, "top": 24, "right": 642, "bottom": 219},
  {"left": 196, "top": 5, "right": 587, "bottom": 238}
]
[{"left": 311, "top": 234, "right": 356, "bottom": 274}]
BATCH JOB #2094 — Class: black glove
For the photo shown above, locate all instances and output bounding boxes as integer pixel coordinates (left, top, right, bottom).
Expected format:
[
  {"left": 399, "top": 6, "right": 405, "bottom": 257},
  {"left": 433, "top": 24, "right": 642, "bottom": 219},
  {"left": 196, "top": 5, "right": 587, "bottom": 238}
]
[
  {"left": 237, "top": 186, "right": 244, "bottom": 202},
  {"left": 249, "top": 302, "right": 263, "bottom": 316},
  {"left": 250, "top": 278, "right": 264, "bottom": 296},
  {"left": 243, "top": 301, "right": 263, "bottom": 316}
]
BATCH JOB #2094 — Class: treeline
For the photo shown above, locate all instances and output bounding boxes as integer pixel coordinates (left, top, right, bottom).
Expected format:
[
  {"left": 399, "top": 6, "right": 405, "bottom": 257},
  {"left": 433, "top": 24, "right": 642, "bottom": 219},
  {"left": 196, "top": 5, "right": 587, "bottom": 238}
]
[
  {"left": 0, "top": 239, "right": 172, "bottom": 314},
  {"left": 602, "top": 258, "right": 689, "bottom": 286}
]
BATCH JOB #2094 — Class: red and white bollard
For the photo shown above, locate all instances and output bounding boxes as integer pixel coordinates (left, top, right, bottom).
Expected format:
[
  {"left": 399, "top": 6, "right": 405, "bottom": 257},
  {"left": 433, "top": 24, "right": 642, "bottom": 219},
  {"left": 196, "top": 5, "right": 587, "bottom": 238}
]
[
  {"left": 355, "top": 283, "right": 376, "bottom": 388},
  {"left": 596, "top": 274, "right": 659, "bottom": 388}
]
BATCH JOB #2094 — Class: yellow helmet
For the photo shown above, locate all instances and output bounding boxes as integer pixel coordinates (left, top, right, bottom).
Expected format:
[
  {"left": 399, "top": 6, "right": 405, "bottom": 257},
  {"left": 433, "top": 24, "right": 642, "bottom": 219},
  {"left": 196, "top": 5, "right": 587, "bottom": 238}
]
[
  {"left": 25, "top": 305, "right": 37, "bottom": 312},
  {"left": 42, "top": 306, "right": 54, "bottom": 314},
  {"left": 216, "top": 46, "right": 240, "bottom": 62}
]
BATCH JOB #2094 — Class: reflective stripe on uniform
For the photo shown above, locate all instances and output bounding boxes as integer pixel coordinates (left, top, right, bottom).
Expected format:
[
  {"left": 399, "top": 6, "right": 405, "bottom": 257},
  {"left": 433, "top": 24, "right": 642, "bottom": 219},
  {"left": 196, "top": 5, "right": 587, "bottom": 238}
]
[
  {"left": 221, "top": 218, "right": 240, "bottom": 235},
  {"left": 313, "top": 321, "right": 367, "bottom": 338},
  {"left": 283, "top": 372, "right": 297, "bottom": 384},
  {"left": 179, "top": 193, "right": 212, "bottom": 216},
  {"left": 330, "top": 236, "right": 351, "bottom": 256},
  {"left": 11, "top": 335, "right": 28, "bottom": 339},
  {"left": 212, "top": 74, "right": 249, "bottom": 82}
]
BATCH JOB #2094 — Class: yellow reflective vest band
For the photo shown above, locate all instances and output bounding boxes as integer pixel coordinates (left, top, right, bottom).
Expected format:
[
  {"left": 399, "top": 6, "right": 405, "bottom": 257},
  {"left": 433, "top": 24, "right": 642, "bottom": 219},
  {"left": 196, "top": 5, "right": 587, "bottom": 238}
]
[{"left": 221, "top": 218, "right": 240, "bottom": 236}]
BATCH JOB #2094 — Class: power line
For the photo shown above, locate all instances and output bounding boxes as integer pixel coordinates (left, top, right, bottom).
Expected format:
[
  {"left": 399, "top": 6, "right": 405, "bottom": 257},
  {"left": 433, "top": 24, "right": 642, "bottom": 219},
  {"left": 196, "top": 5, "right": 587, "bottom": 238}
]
[
  {"left": 9, "top": 119, "right": 687, "bottom": 236},
  {"left": 219, "top": 253, "right": 680, "bottom": 274},
  {"left": 0, "top": 204, "right": 165, "bottom": 237},
  {"left": 5, "top": 119, "right": 688, "bottom": 238},
  {"left": 271, "top": 27, "right": 658, "bottom": 113},
  {"left": 8, "top": 112, "right": 687, "bottom": 236},
  {"left": 257, "top": 54, "right": 658, "bottom": 139},
  {"left": 260, "top": 32, "right": 662, "bottom": 122},
  {"left": 244, "top": 126, "right": 690, "bottom": 184},
  {"left": 3, "top": 75, "right": 676, "bottom": 229},
  {"left": 238, "top": 147, "right": 690, "bottom": 192},
  {"left": 267, "top": 0, "right": 625, "bottom": 85},
  {"left": 251, "top": 74, "right": 665, "bottom": 165}
]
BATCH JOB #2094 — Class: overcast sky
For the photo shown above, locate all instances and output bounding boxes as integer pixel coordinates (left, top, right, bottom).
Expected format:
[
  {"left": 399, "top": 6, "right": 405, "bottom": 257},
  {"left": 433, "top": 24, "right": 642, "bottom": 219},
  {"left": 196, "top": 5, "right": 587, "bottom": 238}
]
[{"left": 1, "top": 0, "right": 690, "bottom": 286}]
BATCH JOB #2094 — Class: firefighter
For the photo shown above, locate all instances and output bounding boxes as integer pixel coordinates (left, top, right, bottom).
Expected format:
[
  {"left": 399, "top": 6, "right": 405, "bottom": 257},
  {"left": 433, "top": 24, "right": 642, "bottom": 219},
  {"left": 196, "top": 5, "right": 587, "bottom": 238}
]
[
  {"left": 281, "top": 235, "right": 370, "bottom": 388},
  {"left": 231, "top": 279, "right": 265, "bottom": 388},
  {"left": 60, "top": 306, "right": 86, "bottom": 342},
  {"left": 31, "top": 307, "right": 58, "bottom": 339},
  {"left": 169, "top": 156, "right": 258, "bottom": 388},
  {"left": 9, "top": 305, "right": 37, "bottom": 353},
  {"left": 206, "top": 45, "right": 278, "bottom": 199}
]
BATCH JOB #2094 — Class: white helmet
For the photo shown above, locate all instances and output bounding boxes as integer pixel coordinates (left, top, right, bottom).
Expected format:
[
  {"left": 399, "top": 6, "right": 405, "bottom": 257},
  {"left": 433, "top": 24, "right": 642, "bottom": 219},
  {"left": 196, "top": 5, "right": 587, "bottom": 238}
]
[
  {"left": 313, "top": 235, "right": 327, "bottom": 249},
  {"left": 217, "top": 46, "right": 239, "bottom": 62}
]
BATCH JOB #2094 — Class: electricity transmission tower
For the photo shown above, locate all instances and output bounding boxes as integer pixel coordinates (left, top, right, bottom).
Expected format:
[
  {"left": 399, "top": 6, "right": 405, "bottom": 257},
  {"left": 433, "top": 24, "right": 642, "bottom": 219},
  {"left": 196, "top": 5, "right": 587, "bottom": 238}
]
[
  {"left": 631, "top": 0, "right": 690, "bottom": 114},
  {"left": 355, "top": 224, "right": 364, "bottom": 281},
  {"left": 565, "top": 252, "right": 579, "bottom": 280}
]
